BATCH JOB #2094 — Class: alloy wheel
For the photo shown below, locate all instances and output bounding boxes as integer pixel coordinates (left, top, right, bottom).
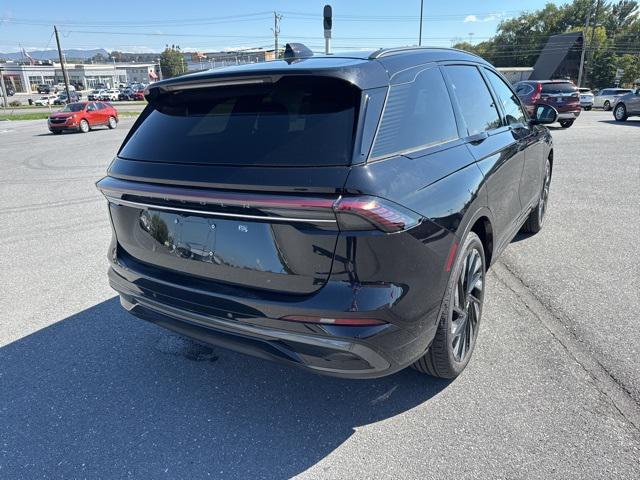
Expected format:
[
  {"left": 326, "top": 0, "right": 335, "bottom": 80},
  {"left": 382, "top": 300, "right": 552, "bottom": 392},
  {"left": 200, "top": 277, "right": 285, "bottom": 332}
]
[
  {"left": 538, "top": 160, "right": 551, "bottom": 224},
  {"left": 615, "top": 105, "right": 626, "bottom": 120},
  {"left": 450, "top": 247, "right": 484, "bottom": 362}
]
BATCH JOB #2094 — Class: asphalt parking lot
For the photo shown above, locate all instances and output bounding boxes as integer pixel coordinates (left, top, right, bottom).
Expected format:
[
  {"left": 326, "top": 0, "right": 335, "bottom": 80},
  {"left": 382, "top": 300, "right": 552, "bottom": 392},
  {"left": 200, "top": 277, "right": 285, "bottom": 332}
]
[{"left": 1, "top": 111, "right": 639, "bottom": 479}]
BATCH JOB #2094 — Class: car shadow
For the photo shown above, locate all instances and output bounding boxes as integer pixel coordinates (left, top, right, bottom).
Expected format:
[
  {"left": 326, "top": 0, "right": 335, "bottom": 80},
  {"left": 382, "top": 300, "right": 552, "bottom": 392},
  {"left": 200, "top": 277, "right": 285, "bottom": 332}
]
[
  {"left": 0, "top": 297, "right": 449, "bottom": 478},
  {"left": 599, "top": 119, "right": 640, "bottom": 127}
]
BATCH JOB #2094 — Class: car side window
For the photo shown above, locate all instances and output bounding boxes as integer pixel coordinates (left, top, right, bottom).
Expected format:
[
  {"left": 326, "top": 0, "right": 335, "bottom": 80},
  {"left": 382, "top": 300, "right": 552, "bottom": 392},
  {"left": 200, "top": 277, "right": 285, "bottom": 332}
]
[
  {"left": 484, "top": 69, "right": 526, "bottom": 127},
  {"left": 370, "top": 65, "right": 458, "bottom": 159},
  {"left": 96, "top": 102, "right": 106, "bottom": 110},
  {"left": 87, "top": 103, "right": 96, "bottom": 111},
  {"left": 444, "top": 65, "right": 501, "bottom": 136}
]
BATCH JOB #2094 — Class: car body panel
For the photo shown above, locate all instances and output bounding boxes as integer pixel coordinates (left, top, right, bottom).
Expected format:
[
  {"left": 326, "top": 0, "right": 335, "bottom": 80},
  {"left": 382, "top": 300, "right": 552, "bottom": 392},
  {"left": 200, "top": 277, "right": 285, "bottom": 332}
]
[{"left": 99, "top": 48, "right": 553, "bottom": 378}]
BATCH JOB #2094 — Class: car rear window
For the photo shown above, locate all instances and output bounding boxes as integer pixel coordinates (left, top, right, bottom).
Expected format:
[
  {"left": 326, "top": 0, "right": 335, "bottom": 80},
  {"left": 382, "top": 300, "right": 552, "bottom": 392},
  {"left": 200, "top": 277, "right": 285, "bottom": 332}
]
[
  {"left": 120, "top": 76, "right": 361, "bottom": 166},
  {"left": 541, "top": 82, "right": 577, "bottom": 94}
]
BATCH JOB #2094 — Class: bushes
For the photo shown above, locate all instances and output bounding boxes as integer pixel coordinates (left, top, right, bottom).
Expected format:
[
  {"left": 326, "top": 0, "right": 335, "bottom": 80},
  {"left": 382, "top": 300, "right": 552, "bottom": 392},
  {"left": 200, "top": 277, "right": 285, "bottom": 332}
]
[{"left": 9, "top": 100, "right": 21, "bottom": 107}]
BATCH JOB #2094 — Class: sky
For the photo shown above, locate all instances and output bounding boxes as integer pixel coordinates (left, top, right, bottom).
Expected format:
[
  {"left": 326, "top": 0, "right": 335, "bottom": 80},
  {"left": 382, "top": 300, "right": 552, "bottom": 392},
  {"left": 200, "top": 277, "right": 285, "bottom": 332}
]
[{"left": 0, "top": 0, "right": 571, "bottom": 54}]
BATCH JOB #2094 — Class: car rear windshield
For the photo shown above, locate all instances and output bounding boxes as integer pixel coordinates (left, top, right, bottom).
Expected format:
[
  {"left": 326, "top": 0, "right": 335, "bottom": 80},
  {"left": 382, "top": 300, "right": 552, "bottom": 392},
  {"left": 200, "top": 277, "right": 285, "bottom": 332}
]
[
  {"left": 541, "top": 82, "right": 577, "bottom": 94},
  {"left": 119, "top": 76, "right": 361, "bottom": 166}
]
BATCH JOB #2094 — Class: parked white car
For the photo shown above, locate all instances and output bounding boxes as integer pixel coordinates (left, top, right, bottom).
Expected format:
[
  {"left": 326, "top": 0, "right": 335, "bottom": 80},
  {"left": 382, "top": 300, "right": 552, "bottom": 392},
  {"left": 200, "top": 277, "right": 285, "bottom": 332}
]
[
  {"left": 88, "top": 89, "right": 106, "bottom": 101},
  {"left": 593, "top": 88, "right": 634, "bottom": 110},
  {"left": 578, "top": 88, "right": 594, "bottom": 110},
  {"left": 101, "top": 89, "right": 120, "bottom": 101},
  {"left": 33, "top": 95, "right": 58, "bottom": 106}
]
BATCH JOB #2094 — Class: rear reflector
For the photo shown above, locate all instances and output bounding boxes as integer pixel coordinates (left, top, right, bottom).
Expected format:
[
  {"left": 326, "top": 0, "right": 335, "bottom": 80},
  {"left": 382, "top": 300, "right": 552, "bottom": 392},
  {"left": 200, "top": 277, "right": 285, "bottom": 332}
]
[{"left": 281, "top": 315, "right": 387, "bottom": 326}]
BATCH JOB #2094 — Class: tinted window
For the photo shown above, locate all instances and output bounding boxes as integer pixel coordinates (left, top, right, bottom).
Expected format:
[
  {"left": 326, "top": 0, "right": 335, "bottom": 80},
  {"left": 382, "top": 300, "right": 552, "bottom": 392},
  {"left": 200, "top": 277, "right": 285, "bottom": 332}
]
[
  {"left": 371, "top": 66, "right": 458, "bottom": 159},
  {"left": 445, "top": 65, "right": 501, "bottom": 136},
  {"left": 541, "top": 82, "right": 577, "bottom": 94},
  {"left": 97, "top": 102, "right": 107, "bottom": 110},
  {"left": 484, "top": 69, "right": 526, "bottom": 126},
  {"left": 120, "top": 76, "right": 360, "bottom": 166}
]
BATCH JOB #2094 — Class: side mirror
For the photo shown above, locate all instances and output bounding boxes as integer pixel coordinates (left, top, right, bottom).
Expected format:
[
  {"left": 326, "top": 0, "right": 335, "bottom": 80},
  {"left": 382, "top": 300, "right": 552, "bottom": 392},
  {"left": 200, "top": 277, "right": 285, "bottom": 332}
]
[{"left": 530, "top": 104, "right": 558, "bottom": 125}]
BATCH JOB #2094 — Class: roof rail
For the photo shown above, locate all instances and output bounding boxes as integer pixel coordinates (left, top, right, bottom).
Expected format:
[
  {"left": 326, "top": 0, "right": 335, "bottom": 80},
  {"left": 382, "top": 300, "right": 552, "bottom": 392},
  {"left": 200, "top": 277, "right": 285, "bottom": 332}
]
[{"left": 369, "top": 46, "right": 484, "bottom": 61}]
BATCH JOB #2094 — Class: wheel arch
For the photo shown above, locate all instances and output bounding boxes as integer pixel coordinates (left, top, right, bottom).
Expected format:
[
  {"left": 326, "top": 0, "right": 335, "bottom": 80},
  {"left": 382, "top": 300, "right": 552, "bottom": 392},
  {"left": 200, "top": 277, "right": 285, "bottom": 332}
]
[{"left": 457, "top": 207, "right": 495, "bottom": 267}]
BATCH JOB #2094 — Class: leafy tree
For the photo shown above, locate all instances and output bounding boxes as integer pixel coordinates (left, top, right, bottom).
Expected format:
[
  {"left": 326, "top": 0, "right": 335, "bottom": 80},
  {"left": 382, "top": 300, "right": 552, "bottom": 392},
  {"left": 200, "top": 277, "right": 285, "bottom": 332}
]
[
  {"left": 452, "top": 0, "right": 640, "bottom": 88},
  {"left": 159, "top": 45, "right": 186, "bottom": 79}
]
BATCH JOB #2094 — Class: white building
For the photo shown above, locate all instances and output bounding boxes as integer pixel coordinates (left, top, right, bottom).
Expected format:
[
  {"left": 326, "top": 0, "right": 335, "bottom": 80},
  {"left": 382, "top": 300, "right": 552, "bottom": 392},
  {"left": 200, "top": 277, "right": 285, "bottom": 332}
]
[{"left": 0, "top": 61, "right": 159, "bottom": 93}]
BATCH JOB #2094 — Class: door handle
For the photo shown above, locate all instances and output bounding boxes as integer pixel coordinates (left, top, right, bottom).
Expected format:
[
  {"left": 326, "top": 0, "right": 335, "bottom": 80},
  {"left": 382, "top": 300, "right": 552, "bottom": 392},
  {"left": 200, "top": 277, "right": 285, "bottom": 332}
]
[{"left": 466, "top": 131, "right": 489, "bottom": 144}]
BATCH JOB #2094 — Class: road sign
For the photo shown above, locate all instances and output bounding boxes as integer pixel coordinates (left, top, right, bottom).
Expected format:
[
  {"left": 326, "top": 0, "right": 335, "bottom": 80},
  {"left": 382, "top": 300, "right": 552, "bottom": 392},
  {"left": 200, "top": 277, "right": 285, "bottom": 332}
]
[{"left": 323, "top": 5, "right": 332, "bottom": 39}]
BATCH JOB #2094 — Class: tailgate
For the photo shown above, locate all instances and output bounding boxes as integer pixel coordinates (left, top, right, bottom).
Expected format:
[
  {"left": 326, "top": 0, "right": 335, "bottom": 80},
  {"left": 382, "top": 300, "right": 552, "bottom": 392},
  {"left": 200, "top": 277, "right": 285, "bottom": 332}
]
[{"left": 99, "top": 177, "right": 344, "bottom": 295}]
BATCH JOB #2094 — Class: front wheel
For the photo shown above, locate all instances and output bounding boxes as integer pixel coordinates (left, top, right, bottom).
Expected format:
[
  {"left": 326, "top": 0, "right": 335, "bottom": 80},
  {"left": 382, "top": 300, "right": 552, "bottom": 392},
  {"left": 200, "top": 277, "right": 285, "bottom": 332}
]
[
  {"left": 584, "top": 106, "right": 592, "bottom": 111},
  {"left": 521, "top": 158, "right": 551, "bottom": 234},
  {"left": 559, "top": 120, "right": 574, "bottom": 128},
  {"left": 413, "top": 231, "right": 485, "bottom": 378},
  {"left": 603, "top": 100, "right": 611, "bottom": 111},
  {"left": 79, "top": 119, "right": 90, "bottom": 133},
  {"left": 614, "top": 104, "right": 628, "bottom": 122},
  {"left": 108, "top": 116, "right": 117, "bottom": 129}
]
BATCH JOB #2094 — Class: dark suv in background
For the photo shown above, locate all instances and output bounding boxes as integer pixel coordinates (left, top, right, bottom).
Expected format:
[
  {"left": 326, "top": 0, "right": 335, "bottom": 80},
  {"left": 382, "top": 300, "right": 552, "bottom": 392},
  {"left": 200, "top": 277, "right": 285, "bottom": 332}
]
[
  {"left": 515, "top": 79, "right": 580, "bottom": 128},
  {"left": 98, "top": 45, "right": 557, "bottom": 379}
]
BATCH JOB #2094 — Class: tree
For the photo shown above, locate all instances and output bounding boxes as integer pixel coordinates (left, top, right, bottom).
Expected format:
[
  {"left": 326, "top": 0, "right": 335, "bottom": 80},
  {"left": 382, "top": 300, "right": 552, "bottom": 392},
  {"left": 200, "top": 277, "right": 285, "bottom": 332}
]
[
  {"left": 159, "top": 45, "right": 186, "bottom": 79},
  {"left": 453, "top": 0, "right": 640, "bottom": 88}
]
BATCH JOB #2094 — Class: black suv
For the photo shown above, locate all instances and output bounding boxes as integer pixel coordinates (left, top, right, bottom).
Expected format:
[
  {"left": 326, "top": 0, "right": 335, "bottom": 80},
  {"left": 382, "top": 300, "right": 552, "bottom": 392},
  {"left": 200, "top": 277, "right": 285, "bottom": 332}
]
[{"left": 98, "top": 45, "right": 557, "bottom": 379}]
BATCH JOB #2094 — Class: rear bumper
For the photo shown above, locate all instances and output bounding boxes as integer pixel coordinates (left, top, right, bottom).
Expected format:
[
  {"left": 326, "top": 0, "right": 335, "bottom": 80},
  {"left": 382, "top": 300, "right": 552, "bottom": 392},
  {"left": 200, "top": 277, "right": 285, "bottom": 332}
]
[
  {"left": 107, "top": 250, "right": 442, "bottom": 378},
  {"left": 557, "top": 111, "right": 580, "bottom": 120}
]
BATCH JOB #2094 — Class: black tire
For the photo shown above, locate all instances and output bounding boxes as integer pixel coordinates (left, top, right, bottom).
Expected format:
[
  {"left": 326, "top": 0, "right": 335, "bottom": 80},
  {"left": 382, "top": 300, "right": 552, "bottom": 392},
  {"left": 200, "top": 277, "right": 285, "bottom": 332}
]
[
  {"left": 584, "top": 106, "right": 592, "bottom": 111},
  {"left": 614, "top": 103, "right": 628, "bottom": 122},
  {"left": 559, "top": 120, "right": 574, "bottom": 128},
  {"left": 521, "top": 157, "right": 551, "bottom": 234},
  {"left": 603, "top": 100, "right": 611, "bottom": 111},
  {"left": 79, "top": 119, "right": 90, "bottom": 133},
  {"left": 413, "top": 231, "right": 485, "bottom": 378},
  {"left": 107, "top": 116, "right": 117, "bottom": 129}
]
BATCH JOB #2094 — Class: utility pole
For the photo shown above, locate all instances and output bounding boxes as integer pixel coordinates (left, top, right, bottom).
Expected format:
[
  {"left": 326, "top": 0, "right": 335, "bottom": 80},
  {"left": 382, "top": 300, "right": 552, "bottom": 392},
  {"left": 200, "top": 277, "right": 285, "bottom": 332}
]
[
  {"left": 584, "top": 0, "right": 602, "bottom": 87},
  {"left": 577, "top": 2, "right": 592, "bottom": 87},
  {"left": 0, "top": 67, "right": 7, "bottom": 110},
  {"left": 419, "top": 0, "right": 424, "bottom": 46},
  {"left": 53, "top": 26, "right": 71, "bottom": 103},
  {"left": 273, "top": 12, "right": 282, "bottom": 58}
]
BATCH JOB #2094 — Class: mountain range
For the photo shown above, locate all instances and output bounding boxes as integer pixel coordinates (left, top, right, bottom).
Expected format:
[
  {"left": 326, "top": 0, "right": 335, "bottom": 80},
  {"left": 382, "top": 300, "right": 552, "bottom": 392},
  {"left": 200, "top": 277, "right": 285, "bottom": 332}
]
[{"left": 0, "top": 48, "right": 109, "bottom": 61}]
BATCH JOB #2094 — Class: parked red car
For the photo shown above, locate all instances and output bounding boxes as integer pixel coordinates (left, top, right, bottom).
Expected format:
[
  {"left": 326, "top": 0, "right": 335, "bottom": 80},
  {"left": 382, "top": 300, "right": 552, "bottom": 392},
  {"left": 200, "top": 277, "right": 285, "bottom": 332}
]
[
  {"left": 514, "top": 80, "right": 580, "bottom": 128},
  {"left": 48, "top": 101, "right": 119, "bottom": 134},
  {"left": 132, "top": 91, "right": 145, "bottom": 101}
]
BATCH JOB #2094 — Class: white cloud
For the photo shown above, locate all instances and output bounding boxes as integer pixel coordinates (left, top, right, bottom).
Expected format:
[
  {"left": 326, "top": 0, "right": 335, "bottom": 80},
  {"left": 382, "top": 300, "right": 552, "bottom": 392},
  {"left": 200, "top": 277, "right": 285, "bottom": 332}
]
[{"left": 464, "top": 12, "right": 504, "bottom": 23}]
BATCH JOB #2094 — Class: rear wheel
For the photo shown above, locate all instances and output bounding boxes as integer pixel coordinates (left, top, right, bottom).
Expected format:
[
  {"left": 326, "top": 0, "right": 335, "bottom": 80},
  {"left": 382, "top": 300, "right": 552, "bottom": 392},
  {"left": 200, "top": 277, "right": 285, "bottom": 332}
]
[
  {"left": 79, "top": 119, "right": 90, "bottom": 133},
  {"left": 413, "top": 231, "right": 485, "bottom": 378},
  {"left": 559, "top": 119, "right": 574, "bottom": 128},
  {"left": 614, "top": 103, "right": 628, "bottom": 122},
  {"left": 603, "top": 100, "right": 611, "bottom": 111},
  {"left": 108, "top": 116, "right": 117, "bottom": 129},
  {"left": 522, "top": 158, "right": 551, "bottom": 234},
  {"left": 584, "top": 106, "right": 592, "bottom": 111}
]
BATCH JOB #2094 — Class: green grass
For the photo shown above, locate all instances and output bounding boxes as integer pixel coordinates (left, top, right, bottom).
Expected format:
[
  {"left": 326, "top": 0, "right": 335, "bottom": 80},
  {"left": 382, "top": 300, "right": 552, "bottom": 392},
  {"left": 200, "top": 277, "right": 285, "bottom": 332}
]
[{"left": 0, "top": 110, "right": 141, "bottom": 121}]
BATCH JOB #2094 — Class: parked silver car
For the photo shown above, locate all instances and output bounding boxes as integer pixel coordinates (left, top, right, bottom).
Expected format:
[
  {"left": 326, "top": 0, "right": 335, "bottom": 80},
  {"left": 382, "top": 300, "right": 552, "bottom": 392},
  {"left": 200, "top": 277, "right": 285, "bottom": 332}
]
[
  {"left": 613, "top": 88, "right": 640, "bottom": 121},
  {"left": 578, "top": 88, "right": 594, "bottom": 110},
  {"left": 593, "top": 88, "right": 634, "bottom": 110}
]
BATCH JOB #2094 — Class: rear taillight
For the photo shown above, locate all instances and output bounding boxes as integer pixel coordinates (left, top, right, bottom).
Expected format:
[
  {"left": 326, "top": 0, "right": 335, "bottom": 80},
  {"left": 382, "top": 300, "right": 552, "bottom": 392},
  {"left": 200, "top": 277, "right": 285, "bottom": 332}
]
[
  {"left": 333, "top": 196, "right": 421, "bottom": 233},
  {"left": 531, "top": 83, "right": 542, "bottom": 103},
  {"left": 97, "top": 177, "right": 421, "bottom": 234},
  {"left": 281, "top": 315, "right": 387, "bottom": 326}
]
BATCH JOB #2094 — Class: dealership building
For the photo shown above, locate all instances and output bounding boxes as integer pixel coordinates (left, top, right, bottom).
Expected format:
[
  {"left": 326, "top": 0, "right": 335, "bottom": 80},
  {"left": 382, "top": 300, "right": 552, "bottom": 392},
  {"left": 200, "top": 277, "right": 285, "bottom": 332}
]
[{"left": 0, "top": 62, "right": 159, "bottom": 93}]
